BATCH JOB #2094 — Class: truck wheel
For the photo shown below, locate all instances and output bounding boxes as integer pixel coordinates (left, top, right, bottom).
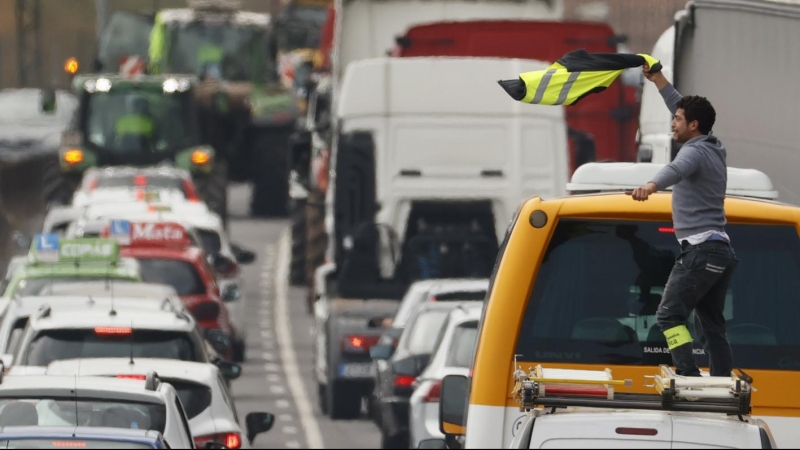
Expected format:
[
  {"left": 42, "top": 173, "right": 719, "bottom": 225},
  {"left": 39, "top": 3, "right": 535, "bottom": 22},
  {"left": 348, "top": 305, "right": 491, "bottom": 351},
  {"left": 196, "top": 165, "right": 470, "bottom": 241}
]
[
  {"left": 41, "top": 157, "right": 78, "bottom": 207},
  {"left": 196, "top": 159, "right": 229, "bottom": 228},
  {"left": 290, "top": 199, "right": 307, "bottom": 286},
  {"left": 326, "top": 380, "right": 362, "bottom": 420},
  {"left": 251, "top": 130, "right": 290, "bottom": 217}
]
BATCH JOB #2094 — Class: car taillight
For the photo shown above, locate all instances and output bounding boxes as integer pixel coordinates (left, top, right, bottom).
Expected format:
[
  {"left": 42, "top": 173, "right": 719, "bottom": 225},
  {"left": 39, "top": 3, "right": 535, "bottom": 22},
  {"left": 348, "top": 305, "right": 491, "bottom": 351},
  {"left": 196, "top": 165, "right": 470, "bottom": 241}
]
[
  {"left": 95, "top": 327, "right": 132, "bottom": 335},
  {"left": 134, "top": 175, "right": 148, "bottom": 186},
  {"left": 394, "top": 375, "right": 416, "bottom": 388},
  {"left": 194, "top": 433, "right": 242, "bottom": 450},
  {"left": 422, "top": 379, "right": 442, "bottom": 403},
  {"left": 115, "top": 374, "right": 147, "bottom": 381},
  {"left": 51, "top": 442, "right": 87, "bottom": 448},
  {"left": 341, "top": 335, "right": 380, "bottom": 354},
  {"left": 86, "top": 178, "right": 98, "bottom": 191},
  {"left": 183, "top": 179, "right": 201, "bottom": 202}
]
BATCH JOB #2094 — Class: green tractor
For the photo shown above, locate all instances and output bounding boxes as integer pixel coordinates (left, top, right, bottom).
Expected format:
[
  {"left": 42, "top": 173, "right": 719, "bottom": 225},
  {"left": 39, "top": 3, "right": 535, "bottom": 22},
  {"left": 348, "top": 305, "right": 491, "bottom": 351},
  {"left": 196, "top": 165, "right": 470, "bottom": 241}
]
[
  {"left": 147, "top": 0, "right": 299, "bottom": 217},
  {"left": 43, "top": 74, "right": 228, "bottom": 222}
]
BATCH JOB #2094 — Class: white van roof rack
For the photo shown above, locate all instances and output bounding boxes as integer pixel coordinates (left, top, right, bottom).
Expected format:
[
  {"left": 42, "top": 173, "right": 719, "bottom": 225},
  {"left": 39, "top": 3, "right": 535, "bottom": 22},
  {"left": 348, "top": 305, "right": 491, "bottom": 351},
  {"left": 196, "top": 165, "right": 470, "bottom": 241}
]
[
  {"left": 566, "top": 163, "right": 779, "bottom": 200},
  {"left": 511, "top": 364, "right": 752, "bottom": 417}
]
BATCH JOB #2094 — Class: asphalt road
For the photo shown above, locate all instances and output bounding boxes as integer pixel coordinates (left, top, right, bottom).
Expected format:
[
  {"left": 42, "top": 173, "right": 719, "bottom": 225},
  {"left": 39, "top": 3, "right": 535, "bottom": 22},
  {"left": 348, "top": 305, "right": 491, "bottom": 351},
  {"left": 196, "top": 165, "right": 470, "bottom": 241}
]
[{"left": 227, "top": 184, "right": 382, "bottom": 449}]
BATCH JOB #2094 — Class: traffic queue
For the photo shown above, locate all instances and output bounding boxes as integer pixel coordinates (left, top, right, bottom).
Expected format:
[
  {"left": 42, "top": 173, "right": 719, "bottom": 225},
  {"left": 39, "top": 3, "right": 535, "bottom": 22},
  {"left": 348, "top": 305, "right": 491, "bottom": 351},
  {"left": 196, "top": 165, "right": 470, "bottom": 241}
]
[{"left": 0, "top": 165, "right": 272, "bottom": 449}]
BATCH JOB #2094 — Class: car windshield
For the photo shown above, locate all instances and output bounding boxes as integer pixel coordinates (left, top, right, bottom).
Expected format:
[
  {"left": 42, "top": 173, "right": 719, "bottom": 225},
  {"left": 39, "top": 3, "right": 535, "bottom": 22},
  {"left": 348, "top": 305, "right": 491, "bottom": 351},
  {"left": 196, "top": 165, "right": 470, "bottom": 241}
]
[
  {"left": 22, "top": 329, "right": 201, "bottom": 366},
  {"left": 446, "top": 321, "right": 479, "bottom": 368},
  {"left": 0, "top": 398, "right": 166, "bottom": 433},
  {"left": 403, "top": 309, "right": 450, "bottom": 355},
  {"left": 166, "top": 21, "right": 265, "bottom": 81},
  {"left": 5, "top": 439, "right": 154, "bottom": 449},
  {"left": 516, "top": 219, "right": 800, "bottom": 370},
  {"left": 163, "top": 378, "right": 211, "bottom": 420},
  {"left": 136, "top": 259, "right": 205, "bottom": 297},
  {"left": 84, "top": 89, "right": 198, "bottom": 155},
  {"left": 15, "top": 277, "right": 120, "bottom": 297}
]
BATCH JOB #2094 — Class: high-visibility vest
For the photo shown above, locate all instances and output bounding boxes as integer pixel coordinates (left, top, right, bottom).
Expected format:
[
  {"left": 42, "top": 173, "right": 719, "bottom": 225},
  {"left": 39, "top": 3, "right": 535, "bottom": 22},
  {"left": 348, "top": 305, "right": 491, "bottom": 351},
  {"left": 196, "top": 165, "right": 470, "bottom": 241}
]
[
  {"left": 116, "top": 114, "right": 155, "bottom": 137},
  {"left": 499, "top": 49, "right": 662, "bottom": 106}
]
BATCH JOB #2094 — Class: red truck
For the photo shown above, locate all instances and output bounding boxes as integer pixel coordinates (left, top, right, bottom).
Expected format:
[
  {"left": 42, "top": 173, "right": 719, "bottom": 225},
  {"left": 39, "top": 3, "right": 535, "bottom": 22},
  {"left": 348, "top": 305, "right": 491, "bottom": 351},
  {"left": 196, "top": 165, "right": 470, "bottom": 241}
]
[{"left": 392, "top": 20, "right": 641, "bottom": 173}]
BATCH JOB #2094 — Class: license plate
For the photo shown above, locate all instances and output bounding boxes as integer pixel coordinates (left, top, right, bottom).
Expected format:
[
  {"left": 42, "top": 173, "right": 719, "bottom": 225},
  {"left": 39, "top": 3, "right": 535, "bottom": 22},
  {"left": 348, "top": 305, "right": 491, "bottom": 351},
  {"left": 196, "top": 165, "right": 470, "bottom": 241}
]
[{"left": 338, "top": 363, "right": 375, "bottom": 378}]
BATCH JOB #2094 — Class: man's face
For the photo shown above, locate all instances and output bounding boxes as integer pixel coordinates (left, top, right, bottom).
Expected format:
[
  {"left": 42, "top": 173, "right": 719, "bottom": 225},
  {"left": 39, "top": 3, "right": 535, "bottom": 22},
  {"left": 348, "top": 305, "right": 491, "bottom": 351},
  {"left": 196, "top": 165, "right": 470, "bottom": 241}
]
[{"left": 671, "top": 108, "right": 697, "bottom": 144}]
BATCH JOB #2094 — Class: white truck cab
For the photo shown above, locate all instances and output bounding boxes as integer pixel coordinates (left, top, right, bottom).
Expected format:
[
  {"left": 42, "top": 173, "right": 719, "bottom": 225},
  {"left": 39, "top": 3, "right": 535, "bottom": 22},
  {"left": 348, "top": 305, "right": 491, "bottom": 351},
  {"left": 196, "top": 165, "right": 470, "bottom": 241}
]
[{"left": 332, "top": 56, "right": 569, "bottom": 254}]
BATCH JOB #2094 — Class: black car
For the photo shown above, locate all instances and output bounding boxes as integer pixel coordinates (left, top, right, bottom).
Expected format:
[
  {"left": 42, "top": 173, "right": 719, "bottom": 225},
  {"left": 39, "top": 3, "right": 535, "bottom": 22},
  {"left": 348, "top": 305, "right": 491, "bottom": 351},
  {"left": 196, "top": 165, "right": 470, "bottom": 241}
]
[{"left": 369, "top": 302, "right": 468, "bottom": 449}]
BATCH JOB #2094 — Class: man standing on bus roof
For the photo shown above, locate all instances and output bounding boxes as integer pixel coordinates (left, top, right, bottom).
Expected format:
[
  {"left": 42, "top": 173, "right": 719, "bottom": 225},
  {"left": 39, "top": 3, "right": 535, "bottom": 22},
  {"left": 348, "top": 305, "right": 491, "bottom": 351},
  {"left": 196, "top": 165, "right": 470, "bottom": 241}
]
[{"left": 626, "top": 63, "right": 739, "bottom": 377}]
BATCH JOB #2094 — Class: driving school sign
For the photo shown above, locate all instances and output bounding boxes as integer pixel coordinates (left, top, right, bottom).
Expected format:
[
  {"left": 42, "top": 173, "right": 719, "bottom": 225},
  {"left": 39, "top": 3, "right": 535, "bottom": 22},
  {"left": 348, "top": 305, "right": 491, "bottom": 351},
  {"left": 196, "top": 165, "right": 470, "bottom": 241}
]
[{"left": 58, "top": 239, "right": 119, "bottom": 262}]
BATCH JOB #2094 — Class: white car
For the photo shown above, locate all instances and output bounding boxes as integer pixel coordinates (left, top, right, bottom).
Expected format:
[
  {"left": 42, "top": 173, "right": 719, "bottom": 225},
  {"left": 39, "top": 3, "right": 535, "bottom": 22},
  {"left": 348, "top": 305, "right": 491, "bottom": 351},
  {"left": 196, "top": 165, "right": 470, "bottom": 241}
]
[
  {"left": 0, "top": 293, "right": 186, "bottom": 366},
  {"left": 7, "top": 304, "right": 220, "bottom": 376},
  {"left": 45, "top": 358, "right": 275, "bottom": 449},
  {"left": 409, "top": 304, "right": 482, "bottom": 448},
  {"left": 0, "top": 373, "right": 196, "bottom": 448},
  {"left": 391, "top": 279, "right": 488, "bottom": 330},
  {"left": 66, "top": 210, "right": 254, "bottom": 362}
]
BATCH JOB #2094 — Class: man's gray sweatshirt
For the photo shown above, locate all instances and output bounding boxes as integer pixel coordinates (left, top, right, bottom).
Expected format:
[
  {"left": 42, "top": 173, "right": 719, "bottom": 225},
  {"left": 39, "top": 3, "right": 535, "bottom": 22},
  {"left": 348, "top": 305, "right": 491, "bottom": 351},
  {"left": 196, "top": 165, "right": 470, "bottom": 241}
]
[{"left": 649, "top": 83, "right": 728, "bottom": 241}]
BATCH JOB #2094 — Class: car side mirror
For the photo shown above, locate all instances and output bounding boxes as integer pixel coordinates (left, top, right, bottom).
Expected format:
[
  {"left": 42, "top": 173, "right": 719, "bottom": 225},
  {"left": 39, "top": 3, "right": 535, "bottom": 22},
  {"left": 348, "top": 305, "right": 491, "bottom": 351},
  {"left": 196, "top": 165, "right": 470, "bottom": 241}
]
[
  {"left": 213, "top": 359, "right": 242, "bottom": 381},
  {"left": 439, "top": 374, "right": 469, "bottom": 436},
  {"left": 212, "top": 254, "right": 237, "bottom": 276},
  {"left": 245, "top": 412, "right": 275, "bottom": 444},
  {"left": 369, "top": 344, "right": 394, "bottom": 360},
  {"left": 40, "top": 89, "right": 57, "bottom": 114},
  {"left": 235, "top": 249, "right": 256, "bottom": 265},
  {"left": 418, "top": 438, "right": 448, "bottom": 449},
  {"left": 221, "top": 284, "right": 241, "bottom": 303}
]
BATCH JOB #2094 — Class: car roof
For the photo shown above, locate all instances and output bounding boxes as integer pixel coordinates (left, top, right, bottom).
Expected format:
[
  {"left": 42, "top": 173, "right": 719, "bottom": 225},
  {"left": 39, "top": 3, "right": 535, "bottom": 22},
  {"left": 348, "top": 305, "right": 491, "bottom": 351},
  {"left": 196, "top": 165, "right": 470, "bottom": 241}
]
[
  {"left": 0, "top": 426, "right": 163, "bottom": 440},
  {"left": 0, "top": 375, "right": 167, "bottom": 404},
  {"left": 13, "top": 259, "right": 140, "bottom": 280},
  {"left": 121, "top": 246, "right": 205, "bottom": 262},
  {"left": 29, "top": 307, "right": 195, "bottom": 332},
  {"left": 427, "top": 278, "right": 489, "bottom": 296},
  {"left": 86, "top": 166, "right": 191, "bottom": 180},
  {"left": 45, "top": 281, "right": 179, "bottom": 298},
  {"left": 46, "top": 358, "right": 219, "bottom": 385},
  {"left": 10, "top": 296, "right": 178, "bottom": 318}
]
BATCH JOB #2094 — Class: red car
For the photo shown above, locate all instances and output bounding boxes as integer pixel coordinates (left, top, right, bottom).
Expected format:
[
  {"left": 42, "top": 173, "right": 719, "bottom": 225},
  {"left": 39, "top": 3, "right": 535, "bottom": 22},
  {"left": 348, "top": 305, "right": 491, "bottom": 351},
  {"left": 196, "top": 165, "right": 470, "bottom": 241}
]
[{"left": 102, "top": 220, "right": 237, "bottom": 361}]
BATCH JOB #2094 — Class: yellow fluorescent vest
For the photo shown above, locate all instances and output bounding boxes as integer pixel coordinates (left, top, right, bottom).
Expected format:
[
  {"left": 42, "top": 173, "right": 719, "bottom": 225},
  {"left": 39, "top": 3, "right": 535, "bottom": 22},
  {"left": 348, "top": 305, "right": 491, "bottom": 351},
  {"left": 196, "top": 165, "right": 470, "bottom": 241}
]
[{"left": 498, "top": 49, "right": 662, "bottom": 106}]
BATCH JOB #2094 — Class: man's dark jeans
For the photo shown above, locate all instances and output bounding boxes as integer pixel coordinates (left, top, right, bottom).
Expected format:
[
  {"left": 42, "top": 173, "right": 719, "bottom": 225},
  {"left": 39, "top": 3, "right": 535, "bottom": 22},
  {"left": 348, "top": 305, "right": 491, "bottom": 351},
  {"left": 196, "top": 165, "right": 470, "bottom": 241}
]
[{"left": 657, "top": 239, "right": 739, "bottom": 377}]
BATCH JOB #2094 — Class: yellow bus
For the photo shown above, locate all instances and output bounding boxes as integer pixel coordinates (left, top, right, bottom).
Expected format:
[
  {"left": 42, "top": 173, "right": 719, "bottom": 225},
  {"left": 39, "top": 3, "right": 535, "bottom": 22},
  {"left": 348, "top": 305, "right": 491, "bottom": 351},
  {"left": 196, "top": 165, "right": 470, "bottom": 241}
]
[{"left": 441, "top": 163, "right": 799, "bottom": 448}]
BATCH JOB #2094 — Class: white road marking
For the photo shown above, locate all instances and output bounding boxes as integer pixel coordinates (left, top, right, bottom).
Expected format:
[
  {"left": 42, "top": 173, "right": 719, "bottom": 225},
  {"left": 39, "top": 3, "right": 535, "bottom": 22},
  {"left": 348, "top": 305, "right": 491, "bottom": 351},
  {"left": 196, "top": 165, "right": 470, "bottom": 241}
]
[
  {"left": 276, "top": 399, "right": 291, "bottom": 408},
  {"left": 262, "top": 352, "right": 274, "bottom": 361},
  {"left": 286, "top": 441, "right": 301, "bottom": 449},
  {"left": 270, "top": 385, "right": 287, "bottom": 395},
  {"left": 273, "top": 231, "right": 324, "bottom": 449},
  {"left": 282, "top": 426, "right": 299, "bottom": 435},
  {"left": 264, "top": 363, "right": 280, "bottom": 372},
  {"left": 267, "top": 374, "right": 281, "bottom": 383},
  {"left": 279, "top": 413, "right": 293, "bottom": 422}
]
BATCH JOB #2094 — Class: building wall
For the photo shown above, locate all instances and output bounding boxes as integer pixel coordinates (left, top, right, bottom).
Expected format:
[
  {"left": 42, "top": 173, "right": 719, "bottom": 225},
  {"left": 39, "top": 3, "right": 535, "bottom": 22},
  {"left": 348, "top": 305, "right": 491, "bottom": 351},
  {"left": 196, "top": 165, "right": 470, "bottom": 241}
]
[{"left": 563, "top": 0, "right": 688, "bottom": 53}]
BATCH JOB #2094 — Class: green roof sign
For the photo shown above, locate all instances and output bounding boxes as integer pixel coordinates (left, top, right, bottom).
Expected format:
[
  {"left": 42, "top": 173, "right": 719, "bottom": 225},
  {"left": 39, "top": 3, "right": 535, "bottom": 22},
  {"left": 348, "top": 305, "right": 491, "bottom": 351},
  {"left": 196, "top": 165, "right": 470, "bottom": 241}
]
[{"left": 30, "top": 235, "right": 119, "bottom": 264}]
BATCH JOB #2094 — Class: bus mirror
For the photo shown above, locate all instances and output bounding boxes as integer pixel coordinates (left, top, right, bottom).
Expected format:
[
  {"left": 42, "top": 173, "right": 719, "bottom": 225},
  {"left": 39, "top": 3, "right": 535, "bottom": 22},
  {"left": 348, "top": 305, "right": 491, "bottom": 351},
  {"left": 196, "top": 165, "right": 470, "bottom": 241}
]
[{"left": 439, "top": 374, "right": 468, "bottom": 436}]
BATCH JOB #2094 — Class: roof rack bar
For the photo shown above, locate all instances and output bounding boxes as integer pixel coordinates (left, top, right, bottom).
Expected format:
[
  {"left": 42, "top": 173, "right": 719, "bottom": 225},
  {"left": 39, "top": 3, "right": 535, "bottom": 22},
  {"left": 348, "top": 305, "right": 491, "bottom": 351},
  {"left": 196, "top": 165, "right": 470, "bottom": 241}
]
[{"left": 535, "top": 396, "right": 748, "bottom": 415}]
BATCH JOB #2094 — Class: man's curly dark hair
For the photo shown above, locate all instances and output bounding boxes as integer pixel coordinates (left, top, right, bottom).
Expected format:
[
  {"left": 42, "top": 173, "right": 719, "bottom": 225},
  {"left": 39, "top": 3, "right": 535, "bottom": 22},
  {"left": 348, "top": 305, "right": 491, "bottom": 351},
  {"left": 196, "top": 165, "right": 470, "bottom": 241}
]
[{"left": 676, "top": 95, "right": 716, "bottom": 135}]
